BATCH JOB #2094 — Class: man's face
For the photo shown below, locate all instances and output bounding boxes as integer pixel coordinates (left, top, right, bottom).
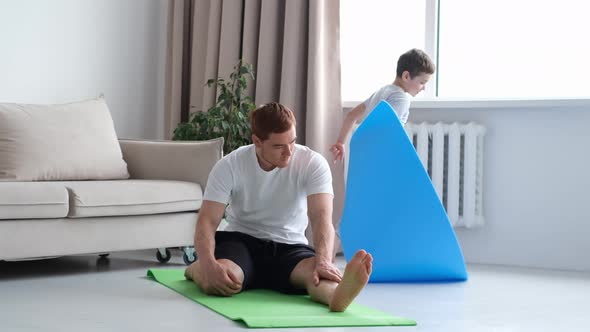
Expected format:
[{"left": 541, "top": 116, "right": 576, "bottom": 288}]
[
  {"left": 255, "top": 126, "right": 296, "bottom": 169},
  {"left": 404, "top": 72, "right": 431, "bottom": 97}
]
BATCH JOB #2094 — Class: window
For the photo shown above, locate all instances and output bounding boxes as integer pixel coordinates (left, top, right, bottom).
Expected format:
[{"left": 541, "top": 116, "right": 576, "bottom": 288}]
[
  {"left": 340, "top": 0, "right": 590, "bottom": 101},
  {"left": 340, "top": 0, "right": 427, "bottom": 102},
  {"left": 438, "top": 0, "right": 590, "bottom": 99}
]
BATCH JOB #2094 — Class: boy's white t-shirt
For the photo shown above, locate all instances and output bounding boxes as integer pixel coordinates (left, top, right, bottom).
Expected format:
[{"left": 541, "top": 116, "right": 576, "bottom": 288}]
[
  {"left": 358, "top": 84, "right": 411, "bottom": 125},
  {"left": 203, "top": 144, "right": 333, "bottom": 245}
]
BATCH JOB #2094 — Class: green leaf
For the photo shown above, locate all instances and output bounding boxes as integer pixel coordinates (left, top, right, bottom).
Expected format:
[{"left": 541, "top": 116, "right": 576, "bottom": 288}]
[{"left": 173, "top": 60, "right": 256, "bottom": 154}]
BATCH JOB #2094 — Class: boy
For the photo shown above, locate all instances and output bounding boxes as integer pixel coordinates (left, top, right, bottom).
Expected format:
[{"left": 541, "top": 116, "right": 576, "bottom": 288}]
[{"left": 330, "top": 48, "right": 435, "bottom": 162}]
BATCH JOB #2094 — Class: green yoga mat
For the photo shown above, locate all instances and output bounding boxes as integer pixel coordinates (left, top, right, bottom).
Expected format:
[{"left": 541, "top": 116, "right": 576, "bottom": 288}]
[{"left": 147, "top": 268, "right": 416, "bottom": 328}]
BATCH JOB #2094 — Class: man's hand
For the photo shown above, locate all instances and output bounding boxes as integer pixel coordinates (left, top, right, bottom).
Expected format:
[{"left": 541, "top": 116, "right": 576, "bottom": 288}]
[
  {"left": 329, "top": 142, "right": 345, "bottom": 163},
  {"left": 197, "top": 259, "right": 242, "bottom": 296},
  {"left": 312, "top": 257, "right": 343, "bottom": 286}
]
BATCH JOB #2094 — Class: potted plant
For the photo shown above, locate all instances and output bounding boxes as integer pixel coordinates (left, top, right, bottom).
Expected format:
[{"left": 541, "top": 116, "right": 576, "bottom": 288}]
[{"left": 173, "top": 60, "right": 256, "bottom": 154}]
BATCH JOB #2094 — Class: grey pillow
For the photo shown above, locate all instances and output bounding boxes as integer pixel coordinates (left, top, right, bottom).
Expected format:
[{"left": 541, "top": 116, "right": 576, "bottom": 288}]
[{"left": 0, "top": 97, "right": 129, "bottom": 181}]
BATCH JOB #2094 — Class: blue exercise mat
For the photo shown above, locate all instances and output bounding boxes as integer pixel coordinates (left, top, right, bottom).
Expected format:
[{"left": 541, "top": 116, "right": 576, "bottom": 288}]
[{"left": 340, "top": 100, "right": 468, "bottom": 282}]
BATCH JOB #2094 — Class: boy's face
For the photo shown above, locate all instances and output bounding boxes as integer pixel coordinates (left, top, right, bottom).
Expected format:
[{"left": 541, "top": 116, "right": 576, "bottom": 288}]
[
  {"left": 253, "top": 126, "right": 296, "bottom": 169},
  {"left": 402, "top": 71, "right": 431, "bottom": 97}
]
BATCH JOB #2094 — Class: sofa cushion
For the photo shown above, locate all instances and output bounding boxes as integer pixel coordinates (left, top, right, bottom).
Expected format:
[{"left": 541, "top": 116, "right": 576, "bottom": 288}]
[
  {"left": 0, "top": 182, "right": 69, "bottom": 219},
  {"left": 61, "top": 180, "right": 203, "bottom": 218},
  {"left": 0, "top": 97, "right": 129, "bottom": 181}
]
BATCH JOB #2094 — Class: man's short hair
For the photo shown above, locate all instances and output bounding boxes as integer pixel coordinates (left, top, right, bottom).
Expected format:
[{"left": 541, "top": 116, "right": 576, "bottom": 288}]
[
  {"left": 250, "top": 102, "right": 296, "bottom": 140},
  {"left": 396, "top": 49, "right": 436, "bottom": 79}
]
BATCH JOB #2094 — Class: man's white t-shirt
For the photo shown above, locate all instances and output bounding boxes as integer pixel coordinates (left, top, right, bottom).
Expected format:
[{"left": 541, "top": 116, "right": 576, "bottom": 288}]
[
  {"left": 358, "top": 84, "right": 411, "bottom": 125},
  {"left": 203, "top": 144, "right": 333, "bottom": 245}
]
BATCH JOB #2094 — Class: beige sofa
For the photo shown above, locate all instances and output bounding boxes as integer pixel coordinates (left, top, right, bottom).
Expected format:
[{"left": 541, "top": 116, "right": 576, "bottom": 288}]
[
  {"left": 0, "top": 98, "right": 223, "bottom": 263},
  {"left": 0, "top": 138, "right": 223, "bottom": 262}
]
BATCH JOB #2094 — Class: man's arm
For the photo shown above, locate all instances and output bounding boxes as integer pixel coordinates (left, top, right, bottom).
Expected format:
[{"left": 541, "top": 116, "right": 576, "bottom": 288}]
[
  {"left": 307, "top": 193, "right": 342, "bottom": 285},
  {"left": 194, "top": 200, "right": 226, "bottom": 264},
  {"left": 330, "top": 103, "right": 366, "bottom": 162},
  {"left": 189, "top": 200, "right": 242, "bottom": 296}
]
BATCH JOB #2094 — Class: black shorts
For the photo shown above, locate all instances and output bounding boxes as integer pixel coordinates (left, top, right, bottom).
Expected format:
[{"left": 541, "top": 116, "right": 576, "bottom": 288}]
[{"left": 213, "top": 231, "right": 315, "bottom": 294}]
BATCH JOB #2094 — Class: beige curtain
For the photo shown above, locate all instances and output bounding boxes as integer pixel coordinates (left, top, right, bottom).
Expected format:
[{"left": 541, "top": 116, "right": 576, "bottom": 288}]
[{"left": 164, "top": 0, "right": 345, "bottom": 253}]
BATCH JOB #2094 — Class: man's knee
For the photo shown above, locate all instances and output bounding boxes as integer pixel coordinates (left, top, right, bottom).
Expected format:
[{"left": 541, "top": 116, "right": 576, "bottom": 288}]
[
  {"left": 218, "top": 258, "right": 245, "bottom": 285},
  {"left": 192, "top": 258, "right": 245, "bottom": 282},
  {"left": 198, "top": 263, "right": 244, "bottom": 296},
  {"left": 290, "top": 256, "right": 317, "bottom": 287}
]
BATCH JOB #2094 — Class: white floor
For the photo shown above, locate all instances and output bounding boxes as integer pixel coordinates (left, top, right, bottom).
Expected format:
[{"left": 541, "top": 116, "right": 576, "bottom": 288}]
[{"left": 1, "top": 250, "right": 589, "bottom": 332}]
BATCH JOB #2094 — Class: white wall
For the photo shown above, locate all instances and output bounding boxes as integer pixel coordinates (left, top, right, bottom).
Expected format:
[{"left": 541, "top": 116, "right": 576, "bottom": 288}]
[
  {"left": 409, "top": 103, "right": 590, "bottom": 272},
  {"left": 0, "top": 0, "right": 168, "bottom": 139}
]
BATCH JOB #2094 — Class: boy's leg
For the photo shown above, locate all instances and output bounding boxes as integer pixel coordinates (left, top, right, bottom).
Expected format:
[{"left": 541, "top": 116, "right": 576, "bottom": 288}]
[{"left": 289, "top": 249, "right": 373, "bottom": 312}]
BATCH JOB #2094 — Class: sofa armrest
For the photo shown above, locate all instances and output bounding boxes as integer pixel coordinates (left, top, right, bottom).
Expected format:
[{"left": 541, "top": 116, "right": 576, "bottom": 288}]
[{"left": 119, "top": 138, "right": 223, "bottom": 188}]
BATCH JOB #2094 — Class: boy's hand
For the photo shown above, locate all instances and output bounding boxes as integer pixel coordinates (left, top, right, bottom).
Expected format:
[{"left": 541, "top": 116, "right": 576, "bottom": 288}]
[{"left": 329, "top": 142, "right": 345, "bottom": 163}]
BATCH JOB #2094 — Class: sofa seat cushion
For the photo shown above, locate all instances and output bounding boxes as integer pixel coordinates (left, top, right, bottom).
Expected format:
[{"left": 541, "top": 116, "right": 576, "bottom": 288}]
[
  {"left": 0, "top": 182, "right": 69, "bottom": 219},
  {"left": 61, "top": 180, "right": 203, "bottom": 218}
]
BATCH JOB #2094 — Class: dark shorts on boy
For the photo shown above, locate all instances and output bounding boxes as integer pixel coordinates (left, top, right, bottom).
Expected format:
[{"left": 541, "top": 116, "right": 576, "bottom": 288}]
[{"left": 213, "top": 231, "right": 315, "bottom": 294}]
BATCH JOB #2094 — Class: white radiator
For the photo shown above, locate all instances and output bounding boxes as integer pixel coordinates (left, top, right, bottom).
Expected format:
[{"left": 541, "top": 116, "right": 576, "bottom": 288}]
[{"left": 405, "top": 122, "right": 486, "bottom": 228}]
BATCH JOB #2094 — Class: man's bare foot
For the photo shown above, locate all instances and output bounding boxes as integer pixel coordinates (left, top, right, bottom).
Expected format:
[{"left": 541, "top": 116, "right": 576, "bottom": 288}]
[
  {"left": 329, "top": 249, "right": 373, "bottom": 312},
  {"left": 184, "top": 264, "right": 196, "bottom": 281}
]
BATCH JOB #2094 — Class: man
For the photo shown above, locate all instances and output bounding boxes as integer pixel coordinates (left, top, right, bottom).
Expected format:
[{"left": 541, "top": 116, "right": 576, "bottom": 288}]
[{"left": 185, "top": 102, "right": 372, "bottom": 312}]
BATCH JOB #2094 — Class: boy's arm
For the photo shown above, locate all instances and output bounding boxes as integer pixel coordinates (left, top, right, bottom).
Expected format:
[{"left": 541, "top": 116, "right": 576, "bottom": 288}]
[
  {"left": 336, "top": 103, "right": 366, "bottom": 144},
  {"left": 330, "top": 103, "right": 366, "bottom": 161}
]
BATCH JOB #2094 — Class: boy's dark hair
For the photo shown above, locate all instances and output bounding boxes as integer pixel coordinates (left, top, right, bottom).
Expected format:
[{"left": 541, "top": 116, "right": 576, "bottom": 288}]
[
  {"left": 250, "top": 102, "right": 296, "bottom": 140},
  {"left": 396, "top": 49, "right": 435, "bottom": 78}
]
